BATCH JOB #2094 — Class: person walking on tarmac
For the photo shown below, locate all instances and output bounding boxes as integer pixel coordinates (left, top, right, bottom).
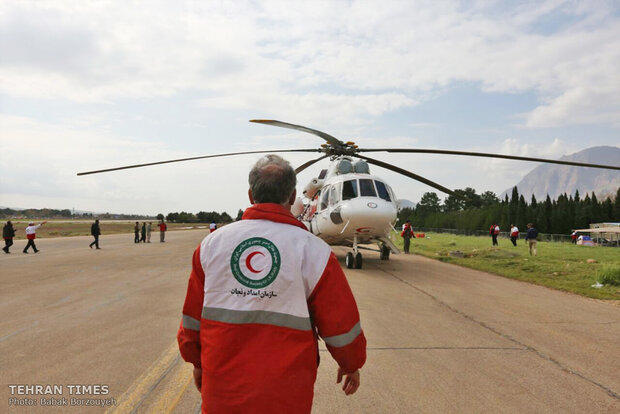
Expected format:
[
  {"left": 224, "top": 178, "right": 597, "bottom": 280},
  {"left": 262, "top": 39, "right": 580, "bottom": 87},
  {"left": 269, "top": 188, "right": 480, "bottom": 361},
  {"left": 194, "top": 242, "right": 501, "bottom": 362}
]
[
  {"left": 140, "top": 222, "right": 147, "bottom": 243},
  {"left": 89, "top": 219, "right": 101, "bottom": 249},
  {"left": 23, "top": 221, "right": 46, "bottom": 253},
  {"left": 3, "top": 221, "right": 16, "bottom": 253},
  {"left": 159, "top": 220, "right": 167, "bottom": 242},
  {"left": 401, "top": 220, "right": 415, "bottom": 254},
  {"left": 510, "top": 224, "right": 519, "bottom": 247},
  {"left": 134, "top": 222, "right": 140, "bottom": 243},
  {"left": 177, "top": 154, "right": 366, "bottom": 414}
]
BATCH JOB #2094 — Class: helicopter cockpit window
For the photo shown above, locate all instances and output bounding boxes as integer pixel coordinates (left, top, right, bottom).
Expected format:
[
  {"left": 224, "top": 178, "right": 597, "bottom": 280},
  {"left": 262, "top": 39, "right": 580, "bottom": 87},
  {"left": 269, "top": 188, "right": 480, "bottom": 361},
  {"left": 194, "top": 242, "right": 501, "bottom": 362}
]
[
  {"left": 320, "top": 187, "right": 330, "bottom": 210},
  {"left": 359, "top": 179, "right": 377, "bottom": 197},
  {"left": 329, "top": 183, "right": 340, "bottom": 206},
  {"left": 375, "top": 180, "right": 391, "bottom": 202},
  {"left": 342, "top": 180, "right": 358, "bottom": 200}
]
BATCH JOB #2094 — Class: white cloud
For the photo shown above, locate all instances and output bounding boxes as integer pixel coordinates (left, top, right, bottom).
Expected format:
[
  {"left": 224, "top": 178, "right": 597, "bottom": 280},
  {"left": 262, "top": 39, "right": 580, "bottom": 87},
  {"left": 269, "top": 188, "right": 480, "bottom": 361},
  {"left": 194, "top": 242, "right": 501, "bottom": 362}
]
[{"left": 1, "top": 1, "right": 618, "bottom": 125}]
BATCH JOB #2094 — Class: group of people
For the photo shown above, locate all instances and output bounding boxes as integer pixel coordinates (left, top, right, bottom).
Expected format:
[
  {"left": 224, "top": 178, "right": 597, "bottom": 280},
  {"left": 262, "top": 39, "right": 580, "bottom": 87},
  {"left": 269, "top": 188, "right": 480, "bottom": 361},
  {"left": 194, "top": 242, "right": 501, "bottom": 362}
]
[
  {"left": 490, "top": 223, "right": 538, "bottom": 255},
  {"left": 132, "top": 220, "right": 168, "bottom": 244},
  {"left": 2, "top": 221, "right": 47, "bottom": 254}
]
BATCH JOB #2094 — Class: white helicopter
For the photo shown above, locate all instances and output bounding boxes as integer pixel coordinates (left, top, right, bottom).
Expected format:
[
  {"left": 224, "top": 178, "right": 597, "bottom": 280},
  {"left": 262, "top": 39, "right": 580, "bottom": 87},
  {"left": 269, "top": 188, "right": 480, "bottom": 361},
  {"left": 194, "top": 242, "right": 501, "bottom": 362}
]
[{"left": 78, "top": 119, "right": 620, "bottom": 269}]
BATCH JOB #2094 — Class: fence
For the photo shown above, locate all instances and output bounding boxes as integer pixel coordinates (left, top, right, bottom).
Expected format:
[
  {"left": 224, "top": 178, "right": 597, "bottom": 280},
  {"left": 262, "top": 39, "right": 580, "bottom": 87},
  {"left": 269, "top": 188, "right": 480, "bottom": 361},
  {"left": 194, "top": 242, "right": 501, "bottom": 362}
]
[{"left": 414, "top": 227, "right": 574, "bottom": 243}]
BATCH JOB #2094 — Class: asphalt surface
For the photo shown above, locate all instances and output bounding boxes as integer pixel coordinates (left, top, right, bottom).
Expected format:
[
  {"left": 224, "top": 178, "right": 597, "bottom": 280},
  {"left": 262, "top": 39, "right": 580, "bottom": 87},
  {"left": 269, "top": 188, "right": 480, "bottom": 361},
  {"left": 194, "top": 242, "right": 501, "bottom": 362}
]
[{"left": 1, "top": 230, "right": 618, "bottom": 413}]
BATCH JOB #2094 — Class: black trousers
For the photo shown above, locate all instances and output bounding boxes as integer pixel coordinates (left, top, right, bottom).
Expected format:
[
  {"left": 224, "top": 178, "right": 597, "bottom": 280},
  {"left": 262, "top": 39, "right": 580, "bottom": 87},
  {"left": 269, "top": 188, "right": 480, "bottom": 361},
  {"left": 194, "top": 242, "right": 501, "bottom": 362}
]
[
  {"left": 510, "top": 236, "right": 517, "bottom": 246},
  {"left": 492, "top": 234, "right": 498, "bottom": 246},
  {"left": 24, "top": 239, "right": 38, "bottom": 252},
  {"left": 3, "top": 238, "right": 13, "bottom": 252},
  {"left": 403, "top": 237, "right": 411, "bottom": 253},
  {"left": 134, "top": 231, "right": 140, "bottom": 243},
  {"left": 90, "top": 235, "right": 99, "bottom": 248}
]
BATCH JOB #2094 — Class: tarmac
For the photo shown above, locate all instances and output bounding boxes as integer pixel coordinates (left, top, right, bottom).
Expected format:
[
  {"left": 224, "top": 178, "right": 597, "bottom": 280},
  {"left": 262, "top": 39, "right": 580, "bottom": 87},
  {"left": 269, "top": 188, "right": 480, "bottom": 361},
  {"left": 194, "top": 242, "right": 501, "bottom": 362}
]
[{"left": 1, "top": 230, "right": 618, "bottom": 413}]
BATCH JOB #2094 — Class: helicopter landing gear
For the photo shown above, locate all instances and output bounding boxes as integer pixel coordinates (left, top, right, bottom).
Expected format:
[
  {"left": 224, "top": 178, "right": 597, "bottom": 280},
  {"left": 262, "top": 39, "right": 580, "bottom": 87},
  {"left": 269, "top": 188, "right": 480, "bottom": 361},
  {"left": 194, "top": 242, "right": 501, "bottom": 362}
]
[
  {"left": 380, "top": 244, "right": 390, "bottom": 260},
  {"left": 354, "top": 252, "right": 363, "bottom": 269},
  {"left": 345, "top": 235, "right": 362, "bottom": 269},
  {"left": 345, "top": 252, "right": 354, "bottom": 269}
]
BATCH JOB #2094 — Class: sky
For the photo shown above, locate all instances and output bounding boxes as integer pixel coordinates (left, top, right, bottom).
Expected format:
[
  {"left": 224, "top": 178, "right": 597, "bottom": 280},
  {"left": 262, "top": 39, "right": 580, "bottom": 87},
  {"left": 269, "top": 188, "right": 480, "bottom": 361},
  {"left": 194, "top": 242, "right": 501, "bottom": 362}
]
[{"left": 1, "top": 0, "right": 619, "bottom": 216}]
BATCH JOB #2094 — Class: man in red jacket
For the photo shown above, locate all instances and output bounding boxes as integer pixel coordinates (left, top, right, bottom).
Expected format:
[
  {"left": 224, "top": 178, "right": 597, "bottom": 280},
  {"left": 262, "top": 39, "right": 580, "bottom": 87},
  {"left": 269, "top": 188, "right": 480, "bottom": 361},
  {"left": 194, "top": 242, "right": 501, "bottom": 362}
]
[{"left": 178, "top": 154, "right": 367, "bottom": 413}]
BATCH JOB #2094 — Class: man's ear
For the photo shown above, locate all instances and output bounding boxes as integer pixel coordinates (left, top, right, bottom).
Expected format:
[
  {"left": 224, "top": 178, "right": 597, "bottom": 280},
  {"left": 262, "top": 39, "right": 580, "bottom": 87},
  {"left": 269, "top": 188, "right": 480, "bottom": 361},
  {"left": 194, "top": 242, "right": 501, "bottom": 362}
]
[
  {"left": 288, "top": 189, "right": 297, "bottom": 205},
  {"left": 248, "top": 189, "right": 255, "bottom": 204}
]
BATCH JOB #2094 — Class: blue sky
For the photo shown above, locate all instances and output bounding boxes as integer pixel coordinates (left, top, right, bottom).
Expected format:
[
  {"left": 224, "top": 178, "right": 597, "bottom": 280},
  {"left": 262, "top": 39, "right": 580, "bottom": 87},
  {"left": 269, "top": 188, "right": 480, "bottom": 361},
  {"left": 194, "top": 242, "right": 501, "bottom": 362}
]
[{"left": 1, "top": 0, "right": 619, "bottom": 216}]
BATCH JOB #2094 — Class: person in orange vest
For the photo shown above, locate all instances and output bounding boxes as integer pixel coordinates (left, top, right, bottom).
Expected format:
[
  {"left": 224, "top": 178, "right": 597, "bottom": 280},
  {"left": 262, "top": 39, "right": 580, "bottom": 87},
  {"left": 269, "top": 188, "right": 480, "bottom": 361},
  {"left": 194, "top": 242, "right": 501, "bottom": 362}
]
[
  {"left": 23, "top": 221, "right": 47, "bottom": 253},
  {"left": 159, "top": 220, "right": 167, "bottom": 242},
  {"left": 177, "top": 155, "right": 366, "bottom": 413},
  {"left": 510, "top": 224, "right": 519, "bottom": 246},
  {"left": 400, "top": 220, "right": 415, "bottom": 254}
]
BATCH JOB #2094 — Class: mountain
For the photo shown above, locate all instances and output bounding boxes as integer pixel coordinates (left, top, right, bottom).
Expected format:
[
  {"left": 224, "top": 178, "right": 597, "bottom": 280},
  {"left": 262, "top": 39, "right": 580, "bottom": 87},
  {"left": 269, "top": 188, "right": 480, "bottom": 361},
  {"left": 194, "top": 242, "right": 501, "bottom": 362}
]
[
  {"left": 396, "top": 199, "right": 416, "bottom": 211},
  {"left": 501, "top": 146, "right": 620, "bottom": 201}
]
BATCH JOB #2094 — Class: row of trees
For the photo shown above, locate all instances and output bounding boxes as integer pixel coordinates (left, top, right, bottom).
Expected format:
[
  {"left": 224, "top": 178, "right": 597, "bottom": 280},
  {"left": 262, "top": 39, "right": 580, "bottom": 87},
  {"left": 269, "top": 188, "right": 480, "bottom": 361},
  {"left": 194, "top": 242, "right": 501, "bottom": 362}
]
[
  {"left": 399, "top": 187, "right": 620, "bottom": 235},
  {"left": 0, "top": 208, "right": 154, "bottom": 220},
  {"left": 164, "top": 211, "right": 234, "bottom": 223}
]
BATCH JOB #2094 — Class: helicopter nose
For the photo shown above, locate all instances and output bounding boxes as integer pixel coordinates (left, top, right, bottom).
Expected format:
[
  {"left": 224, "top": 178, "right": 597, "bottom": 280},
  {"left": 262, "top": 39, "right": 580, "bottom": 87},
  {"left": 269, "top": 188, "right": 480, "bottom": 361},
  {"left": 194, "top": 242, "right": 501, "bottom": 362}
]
[{"left": 338, "top": 199, "right": 397, "bottom": 229}]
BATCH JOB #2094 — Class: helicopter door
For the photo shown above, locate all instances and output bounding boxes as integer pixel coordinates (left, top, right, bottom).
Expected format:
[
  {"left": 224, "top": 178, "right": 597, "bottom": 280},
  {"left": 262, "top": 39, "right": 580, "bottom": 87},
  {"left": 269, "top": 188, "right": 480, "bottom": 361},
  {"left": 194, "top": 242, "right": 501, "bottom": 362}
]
[{"left": 315, "top": 186, "right": 331, "bottom": 234}]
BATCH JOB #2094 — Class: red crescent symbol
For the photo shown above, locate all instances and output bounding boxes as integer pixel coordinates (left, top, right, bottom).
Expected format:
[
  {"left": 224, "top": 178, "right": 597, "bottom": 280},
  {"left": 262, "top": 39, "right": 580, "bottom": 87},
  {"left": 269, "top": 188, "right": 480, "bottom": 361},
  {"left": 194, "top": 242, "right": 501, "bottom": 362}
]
[{"left": 245, "top": 251, "right": 265, "bottom": 274}]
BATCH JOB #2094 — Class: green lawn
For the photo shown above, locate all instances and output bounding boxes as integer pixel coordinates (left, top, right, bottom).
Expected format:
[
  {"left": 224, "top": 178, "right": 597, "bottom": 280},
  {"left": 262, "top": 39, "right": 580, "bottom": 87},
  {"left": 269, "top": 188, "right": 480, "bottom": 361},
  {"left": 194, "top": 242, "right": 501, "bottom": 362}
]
[{"left": 394, "top": 232, "right": 620, "bottom": 300}]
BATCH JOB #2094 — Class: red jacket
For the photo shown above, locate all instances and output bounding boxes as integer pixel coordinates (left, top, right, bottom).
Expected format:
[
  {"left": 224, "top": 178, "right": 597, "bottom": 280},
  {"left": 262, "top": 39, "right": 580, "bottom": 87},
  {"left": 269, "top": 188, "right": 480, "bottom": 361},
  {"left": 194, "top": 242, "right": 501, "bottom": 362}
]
[
  {"left": 177, "top": 203, "right": 366, "bottom": 413},
  {"left": 159, "top": 223, "right": 167, "bottom": 232}
]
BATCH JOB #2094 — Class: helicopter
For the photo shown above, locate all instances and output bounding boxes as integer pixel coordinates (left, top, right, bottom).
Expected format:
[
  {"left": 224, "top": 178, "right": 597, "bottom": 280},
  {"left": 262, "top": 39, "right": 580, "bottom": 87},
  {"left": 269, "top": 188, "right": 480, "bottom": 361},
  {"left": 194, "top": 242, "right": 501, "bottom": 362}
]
[{"left": 78, "top": 119, "right": 620, "bottom": 269}]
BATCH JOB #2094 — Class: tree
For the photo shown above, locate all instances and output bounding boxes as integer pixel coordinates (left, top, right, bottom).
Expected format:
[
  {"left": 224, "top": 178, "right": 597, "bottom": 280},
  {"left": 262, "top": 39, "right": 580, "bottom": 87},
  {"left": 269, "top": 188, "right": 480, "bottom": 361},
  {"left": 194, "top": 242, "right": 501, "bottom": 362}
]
[
  {"left": 614, "top": 187, "right": 620, "bottom": 221},
  {"left": 220, "top": 212, "right": 233, "bottom": 223},
  {"left": 418, "top": 192, "right": 441, "bottom": 212},
  {"left": 235, "top": 209, "right": 244, "bottom": 221},
  {"left": 480, "top": 191, "right": 499, "bottom": 207},
  {"left": 157, "top": 213, "right": 164, "bottom": 221}
]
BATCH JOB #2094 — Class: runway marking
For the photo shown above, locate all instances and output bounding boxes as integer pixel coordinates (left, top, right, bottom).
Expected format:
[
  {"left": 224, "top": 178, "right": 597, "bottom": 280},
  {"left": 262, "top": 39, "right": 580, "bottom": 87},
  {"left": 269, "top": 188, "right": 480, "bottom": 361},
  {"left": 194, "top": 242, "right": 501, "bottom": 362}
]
[
  {"left": 370, "top": 262, "right": 620, "bottom": 401},
  {"left": 321, "top": 346, "right": 526, "bottom": 351},
  {"left": 0, "top": 321, "right": 39, "bottom": 342},
  {"left": 105, "top": 342, "right": 181, "bottom": 414},
  {"left": 149, "top": 361, "right": 193, "bottom": 413}
]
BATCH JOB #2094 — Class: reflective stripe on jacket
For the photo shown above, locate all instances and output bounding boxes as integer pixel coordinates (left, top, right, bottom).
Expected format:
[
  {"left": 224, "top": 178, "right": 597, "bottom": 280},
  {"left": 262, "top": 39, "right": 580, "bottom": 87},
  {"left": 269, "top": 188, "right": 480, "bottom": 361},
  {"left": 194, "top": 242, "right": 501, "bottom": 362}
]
[{"left": 177, "top": 203, "right": 366, "bottom": 414}]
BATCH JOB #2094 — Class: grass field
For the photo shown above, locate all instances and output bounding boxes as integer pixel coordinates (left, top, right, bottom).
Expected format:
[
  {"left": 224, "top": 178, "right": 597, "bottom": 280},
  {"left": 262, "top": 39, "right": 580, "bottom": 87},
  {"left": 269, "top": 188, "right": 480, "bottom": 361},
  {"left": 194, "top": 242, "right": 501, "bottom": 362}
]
[
  {"left": 394, "top": 232, "right": 620, "bottom": 300},
  {"left": 6, "top": 220, "right": 210, "bottom": 239}
]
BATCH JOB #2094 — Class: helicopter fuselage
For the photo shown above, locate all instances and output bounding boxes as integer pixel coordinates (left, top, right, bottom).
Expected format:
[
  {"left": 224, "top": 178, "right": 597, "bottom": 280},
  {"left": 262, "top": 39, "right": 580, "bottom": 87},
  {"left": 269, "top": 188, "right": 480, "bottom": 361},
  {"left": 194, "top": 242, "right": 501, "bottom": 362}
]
[{"left": 298, "top": 157, "right": 399, "bottom": 251}]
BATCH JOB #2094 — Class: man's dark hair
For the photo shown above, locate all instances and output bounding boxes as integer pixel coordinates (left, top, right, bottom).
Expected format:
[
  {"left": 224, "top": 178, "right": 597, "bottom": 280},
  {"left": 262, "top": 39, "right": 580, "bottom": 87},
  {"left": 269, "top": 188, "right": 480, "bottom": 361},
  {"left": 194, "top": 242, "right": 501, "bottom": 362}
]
[{"left": 249, "top": 155, "right": 297, "bottom": 204}]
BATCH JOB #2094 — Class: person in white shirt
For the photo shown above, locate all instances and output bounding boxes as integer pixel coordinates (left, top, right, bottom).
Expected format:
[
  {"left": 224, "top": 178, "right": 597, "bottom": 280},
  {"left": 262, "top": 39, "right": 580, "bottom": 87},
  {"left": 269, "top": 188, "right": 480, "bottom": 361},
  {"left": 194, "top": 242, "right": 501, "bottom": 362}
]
[
  {"left": 209, "top": 222, "right": 217, "bottom": 233},
  {"left": 24, "top": 221, "right": 46, "bottom": 253},
  {"left": 510, "top": 224, "right": 519, "bottom": 246}
]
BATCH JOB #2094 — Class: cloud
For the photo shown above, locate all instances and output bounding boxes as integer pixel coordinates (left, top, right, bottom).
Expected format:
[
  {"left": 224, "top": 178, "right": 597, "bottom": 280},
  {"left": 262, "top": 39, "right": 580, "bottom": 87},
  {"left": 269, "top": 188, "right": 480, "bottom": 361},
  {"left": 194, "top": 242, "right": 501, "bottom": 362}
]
[{"left": 1, "top": 1, "right": 618, "bottom": 125}]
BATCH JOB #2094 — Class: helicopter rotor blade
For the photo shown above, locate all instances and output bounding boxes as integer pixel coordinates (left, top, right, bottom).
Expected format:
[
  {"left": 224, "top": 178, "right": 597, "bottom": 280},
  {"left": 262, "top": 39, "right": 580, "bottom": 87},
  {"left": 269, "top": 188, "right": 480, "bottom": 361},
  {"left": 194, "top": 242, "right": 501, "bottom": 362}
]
[
  {"left": 295, "top": 155, "right": 329, "bottom": 174},
  {"left": 355, "top": 154, "right": 455, "bottom": 195},
  {"left": 250, "top": 119, "right": 345, "bottom": 147},
  {"left": 77, "top": 149, "right": 319, "bottom": 176},
  {"left": 357, "top": 148, "right": 620, "bottom": 171}
]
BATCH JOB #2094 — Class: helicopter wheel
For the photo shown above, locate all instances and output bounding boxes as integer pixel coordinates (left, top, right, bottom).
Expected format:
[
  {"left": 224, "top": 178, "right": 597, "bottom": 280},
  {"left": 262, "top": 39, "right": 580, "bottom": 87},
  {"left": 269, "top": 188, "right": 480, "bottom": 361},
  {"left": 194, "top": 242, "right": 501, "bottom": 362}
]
[
  {"left": 345, "top": 252, "right": 354, "bottom": 269},
  {"left": 354, "top": 252, "right": 363, "bottom": 269},
  {"left": 380, "top": 245, "right": 390, "bottom": 260}
]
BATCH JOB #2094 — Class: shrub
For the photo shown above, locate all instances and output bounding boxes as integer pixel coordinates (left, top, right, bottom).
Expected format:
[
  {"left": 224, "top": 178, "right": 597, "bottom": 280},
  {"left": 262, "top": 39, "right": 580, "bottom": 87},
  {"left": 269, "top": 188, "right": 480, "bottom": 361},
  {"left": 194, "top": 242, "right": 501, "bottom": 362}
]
[{"left": 597, "top": 265, "right": 620, "bottom": 286}]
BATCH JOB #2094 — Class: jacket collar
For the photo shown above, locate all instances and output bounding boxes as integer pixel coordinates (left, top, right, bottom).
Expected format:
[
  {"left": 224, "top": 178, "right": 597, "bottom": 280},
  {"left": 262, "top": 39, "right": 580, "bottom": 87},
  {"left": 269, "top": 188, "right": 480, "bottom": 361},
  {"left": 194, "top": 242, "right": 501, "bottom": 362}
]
[{"left": 242, "top": 203, "right": 307, "bottom": 231}]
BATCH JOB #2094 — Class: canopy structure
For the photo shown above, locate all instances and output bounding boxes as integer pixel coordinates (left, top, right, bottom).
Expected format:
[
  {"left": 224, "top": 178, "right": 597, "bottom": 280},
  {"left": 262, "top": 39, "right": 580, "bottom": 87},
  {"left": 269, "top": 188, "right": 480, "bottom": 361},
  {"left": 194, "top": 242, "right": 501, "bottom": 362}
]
[
  {"left": 573, "top": 227, "right": 620, "bottom": 234},
  {"left": 573, "top": 227, "right": 620, "bottom": 247}
]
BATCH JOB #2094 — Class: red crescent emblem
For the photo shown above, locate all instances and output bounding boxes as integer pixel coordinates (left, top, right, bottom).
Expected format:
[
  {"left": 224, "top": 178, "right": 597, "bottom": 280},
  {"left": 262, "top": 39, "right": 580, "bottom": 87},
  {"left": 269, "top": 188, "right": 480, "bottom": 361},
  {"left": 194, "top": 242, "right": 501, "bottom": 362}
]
[{"left": 245, "top": 251, "right": 265, "bottom": 274}]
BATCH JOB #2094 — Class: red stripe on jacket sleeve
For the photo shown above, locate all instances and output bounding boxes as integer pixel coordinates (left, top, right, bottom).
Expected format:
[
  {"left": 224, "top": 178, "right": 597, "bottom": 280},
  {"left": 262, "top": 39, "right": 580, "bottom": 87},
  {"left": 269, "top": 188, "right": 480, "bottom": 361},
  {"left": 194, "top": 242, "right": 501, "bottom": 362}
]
[
  {"left": 308, "top": 252, "right": 366, "bottom": 373},
  {"left": 177, "top": 245, "right": 205, "bottom": 368}
]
